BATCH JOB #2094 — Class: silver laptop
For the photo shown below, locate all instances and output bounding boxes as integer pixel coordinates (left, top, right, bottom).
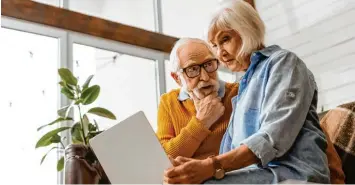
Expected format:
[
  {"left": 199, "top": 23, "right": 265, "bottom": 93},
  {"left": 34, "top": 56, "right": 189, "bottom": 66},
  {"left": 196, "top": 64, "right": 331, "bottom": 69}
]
[{"left": 89, "top": 111, "right": 171, "bottom": 184}]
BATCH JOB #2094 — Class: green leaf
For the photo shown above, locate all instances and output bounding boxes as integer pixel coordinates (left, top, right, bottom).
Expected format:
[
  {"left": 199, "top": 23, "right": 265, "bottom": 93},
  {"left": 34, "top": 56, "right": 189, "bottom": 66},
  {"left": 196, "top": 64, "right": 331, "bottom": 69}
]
[
  {"left": 71, "top": 123, "right": 83, "bottom": 143},
  {"left": 59, "top": 81, "right": 66, "bottom": 87},
  {"left": 74, "top": 99, "right": 82, "bottom": 105},
  {"left": 35, "top": 127, "right": 71, "bottom": 148},
  {"left": 58, "top": 68, "right": 77, "bottom": 86},
  {"left": 87, "top": 131, "right": 103, "bottom": 140},
  {"left": 81, "top": 85, "right": 100, "bottom": 105},
  {"left": 87, "top": 107, "right": 116, "bottom": 120},
  {"left": 82, "top": 114, "right": 90, "bottom": 136},
  {"left": 82, "top": 75, "right": 94, "bottom": 90},
  {"left": 86, "top": 131, "right": 103, "bottom": 143},
  {"left": 37, "top": 117, "right": 73, "bottom": 131},
  {"left": 61, "top": 87, "right": 75, "bottom": 100},
  {"left": 57, "top": 156, "right": 64, "bottom": 171},
  {"left": 57, "top": 105, "right": 70, "bottom": 118},
  {"left": 50, "top": 134, "right": 61, "bottom": 143},
  {"left": 59, "top": 81, "right": 74, "bottom": 91},
  {"left": 40, "top": 147, "right": 58, "bottom": 165},
  {"left": 57, "top": 102, "right": 74, "bottom": 118},
  {"left": 88, "top": 123, "right": 97, "bottom": 132}
]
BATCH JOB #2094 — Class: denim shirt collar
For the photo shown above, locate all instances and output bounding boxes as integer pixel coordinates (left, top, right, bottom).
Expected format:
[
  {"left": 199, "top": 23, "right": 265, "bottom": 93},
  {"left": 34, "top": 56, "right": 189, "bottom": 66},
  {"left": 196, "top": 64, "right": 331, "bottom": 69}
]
[
  {"left": 235, "top": 45, "right": 282, "bottom": 102},
  {"left": 253, "top": 45, "right": 281, "bottom": 58},
  {"left": 178, "top": 80, "right": 226, "bottom": 101}
]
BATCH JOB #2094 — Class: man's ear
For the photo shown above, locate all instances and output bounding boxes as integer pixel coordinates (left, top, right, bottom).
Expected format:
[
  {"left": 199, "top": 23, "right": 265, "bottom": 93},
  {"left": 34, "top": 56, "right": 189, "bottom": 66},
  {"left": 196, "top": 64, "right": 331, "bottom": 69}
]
[{"left": 171, "top": 72, "right": 182, "bottom": 86}]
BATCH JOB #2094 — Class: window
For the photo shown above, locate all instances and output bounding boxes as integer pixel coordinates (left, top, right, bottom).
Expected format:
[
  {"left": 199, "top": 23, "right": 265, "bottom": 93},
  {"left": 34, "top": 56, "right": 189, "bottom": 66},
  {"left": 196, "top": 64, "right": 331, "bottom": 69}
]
[
  {"left": 68, "top": 0, "right": 155, "bottom": 31},
  {"left": 73, "top": 44, "right": 159, "bottom": 130},
  {"left": 0, "top": 28, "right": 59, "bottom": 185}
]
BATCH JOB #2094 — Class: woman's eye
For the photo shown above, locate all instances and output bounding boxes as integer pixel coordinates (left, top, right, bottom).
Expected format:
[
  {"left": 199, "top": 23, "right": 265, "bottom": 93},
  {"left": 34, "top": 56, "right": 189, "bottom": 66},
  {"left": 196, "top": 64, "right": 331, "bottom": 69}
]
[{"left": 222, "top": 36, "right": 229, "bottom": 42}]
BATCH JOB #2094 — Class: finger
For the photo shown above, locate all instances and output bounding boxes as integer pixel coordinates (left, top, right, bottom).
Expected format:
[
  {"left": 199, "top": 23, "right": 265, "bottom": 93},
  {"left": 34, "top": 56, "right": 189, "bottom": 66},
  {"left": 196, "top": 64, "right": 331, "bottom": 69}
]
[
  {"left": 212, "top": 98, "right": 222, "bottom": 104},
  {"left": 206, "top": 92, "right": 218, "bottom": 100},
  {"left": 163, "top": 176, "right": 174, "bottom": 185},
  {"left": 165, "top": 165, "right": 186, "bottom": 178},
  {"left": 168, "top": 156, "right": 180, "bottom": 167},
  {"left": 164, "top": 167, "right": 179, "bottom": 178},
  {"left": 176, "top": 156, "right": 192, "bottom": 164},
  {"left": 211, "top": 91, "right": 218, "bottom": 98},
  {"left": 167, "top": 175, "right": 189, "bottom": 184},
  {"left": 221, "top": 105, "right": 225, "bottom": 112}
]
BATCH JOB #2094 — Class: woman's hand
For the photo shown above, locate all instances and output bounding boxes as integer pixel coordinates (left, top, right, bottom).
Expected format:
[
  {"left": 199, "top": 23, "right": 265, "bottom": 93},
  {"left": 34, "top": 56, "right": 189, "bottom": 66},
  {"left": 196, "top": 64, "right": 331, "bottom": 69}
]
[{"left": 164, "top": 157, "right": 215, "bottom": 184}]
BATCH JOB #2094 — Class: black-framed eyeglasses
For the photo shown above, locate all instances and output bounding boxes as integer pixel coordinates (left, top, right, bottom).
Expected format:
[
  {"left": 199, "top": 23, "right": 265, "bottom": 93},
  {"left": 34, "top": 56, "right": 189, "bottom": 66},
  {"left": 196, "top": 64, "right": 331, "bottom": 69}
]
[{"left": 179, "top": 59, "right": 219, "bottom": 78}]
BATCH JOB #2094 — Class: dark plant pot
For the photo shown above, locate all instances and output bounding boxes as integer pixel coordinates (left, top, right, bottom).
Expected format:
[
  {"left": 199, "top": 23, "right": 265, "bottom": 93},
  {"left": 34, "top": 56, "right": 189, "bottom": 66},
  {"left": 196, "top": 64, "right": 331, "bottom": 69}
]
[{"left": 64, "top": 144, "right": 110, "bottom": 184}]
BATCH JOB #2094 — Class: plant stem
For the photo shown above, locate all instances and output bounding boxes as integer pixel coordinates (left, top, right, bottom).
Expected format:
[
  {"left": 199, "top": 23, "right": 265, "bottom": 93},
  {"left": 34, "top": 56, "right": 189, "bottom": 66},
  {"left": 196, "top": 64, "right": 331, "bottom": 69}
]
[
  {"left": 60, "top": 141, "right": 65, "bottom": 149},
  {"left": 77, "top": 105, "right": 87, "bottom": 145}
]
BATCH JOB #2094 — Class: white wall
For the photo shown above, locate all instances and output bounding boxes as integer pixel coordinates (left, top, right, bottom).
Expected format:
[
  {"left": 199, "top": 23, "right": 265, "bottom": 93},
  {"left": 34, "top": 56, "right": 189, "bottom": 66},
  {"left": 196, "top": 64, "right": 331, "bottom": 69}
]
[
  {"left": 255, "top": 0, "right": 355, "bottom": 112},
  {"left": 162, "top": 0, "right": 220, "bottom": 38}
]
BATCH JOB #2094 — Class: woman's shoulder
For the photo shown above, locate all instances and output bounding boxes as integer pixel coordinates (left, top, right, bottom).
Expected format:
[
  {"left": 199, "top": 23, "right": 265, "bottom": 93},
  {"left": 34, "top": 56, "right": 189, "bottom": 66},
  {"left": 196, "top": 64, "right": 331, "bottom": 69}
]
[
  {"left": 263, "top": 46, "right": 315, "bottom": 84},
  {"left": 267, "top": 46, "right": 302, "bottom": 67},
  {"left": 259, "top": 46, "right": 308, "bottom": 75}
]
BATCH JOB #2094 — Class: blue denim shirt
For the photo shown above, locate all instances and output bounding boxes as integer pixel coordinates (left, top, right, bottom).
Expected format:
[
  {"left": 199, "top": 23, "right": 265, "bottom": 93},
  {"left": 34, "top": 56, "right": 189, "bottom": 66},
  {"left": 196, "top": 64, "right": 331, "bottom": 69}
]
[{"left": 220, "top": 45, "right": 330, "bottom": 183}]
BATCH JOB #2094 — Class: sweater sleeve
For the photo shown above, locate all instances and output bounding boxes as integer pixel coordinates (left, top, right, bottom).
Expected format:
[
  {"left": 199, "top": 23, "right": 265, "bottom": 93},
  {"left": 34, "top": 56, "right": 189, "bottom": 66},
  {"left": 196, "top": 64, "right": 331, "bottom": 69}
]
[{"left": 156, "top": 97, "right": 211, "bottom": 158}]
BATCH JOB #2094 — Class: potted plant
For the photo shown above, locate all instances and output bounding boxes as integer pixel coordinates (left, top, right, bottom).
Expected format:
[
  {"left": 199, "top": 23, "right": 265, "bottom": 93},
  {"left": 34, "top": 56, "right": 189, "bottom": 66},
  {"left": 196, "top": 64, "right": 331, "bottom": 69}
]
[{"left": 35, "top": 68, "right": 116, "bottom": 183}]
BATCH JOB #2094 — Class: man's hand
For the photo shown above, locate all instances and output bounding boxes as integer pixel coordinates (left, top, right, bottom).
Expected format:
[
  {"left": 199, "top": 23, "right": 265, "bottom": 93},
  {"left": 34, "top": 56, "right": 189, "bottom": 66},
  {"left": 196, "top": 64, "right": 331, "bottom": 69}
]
[
  {"left": 190, "top": 92, "right": 225, "bottom": 129},
  {"left": 163, "top": 157, "right": 215, "bottom": 184},
  {"left": 168, "top": 156, "right": 193, "bottom": 167}
]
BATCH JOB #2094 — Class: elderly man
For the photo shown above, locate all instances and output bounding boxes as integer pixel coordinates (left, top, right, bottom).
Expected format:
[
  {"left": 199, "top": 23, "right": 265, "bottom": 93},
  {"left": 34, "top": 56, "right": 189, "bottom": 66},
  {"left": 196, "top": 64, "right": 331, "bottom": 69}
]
[
  {"left": 158, "top": 38, "right": 344, "bottom": 184},
  {"left": 156, "top": 38, "right": 238, "bottom": 160}
]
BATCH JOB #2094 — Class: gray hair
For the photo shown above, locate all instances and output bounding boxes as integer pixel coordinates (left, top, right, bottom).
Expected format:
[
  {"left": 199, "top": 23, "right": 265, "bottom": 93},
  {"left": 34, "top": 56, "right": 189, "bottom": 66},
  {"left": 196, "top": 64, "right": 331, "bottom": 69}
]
[
  {"left": 169, "top": 38, "right": 216, "bottom": 73},
  {"left": 207, "top": 0, "right": 265, "bottom": 57}
]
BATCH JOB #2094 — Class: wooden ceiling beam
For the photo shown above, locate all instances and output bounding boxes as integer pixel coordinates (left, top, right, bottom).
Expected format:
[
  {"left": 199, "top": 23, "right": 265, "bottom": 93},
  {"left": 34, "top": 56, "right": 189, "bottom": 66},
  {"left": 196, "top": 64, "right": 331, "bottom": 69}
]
[{"left": 1, "top": 0, "right": 178, "bottom": 53}]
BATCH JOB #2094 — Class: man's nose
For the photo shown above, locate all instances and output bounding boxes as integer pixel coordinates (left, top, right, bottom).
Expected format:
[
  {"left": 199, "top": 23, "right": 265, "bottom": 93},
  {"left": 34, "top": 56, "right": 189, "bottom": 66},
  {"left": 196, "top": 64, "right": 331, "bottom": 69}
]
[{"left": 199, "top": 68, "right": 210, "bottom": 81}]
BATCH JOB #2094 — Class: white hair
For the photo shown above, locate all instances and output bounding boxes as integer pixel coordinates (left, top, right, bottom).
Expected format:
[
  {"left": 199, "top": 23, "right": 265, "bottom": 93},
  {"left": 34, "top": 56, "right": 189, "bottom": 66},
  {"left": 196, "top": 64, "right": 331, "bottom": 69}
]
[
  {"left": 207, "top": 0, "right": 265, "bottom": 57},
  {"left": 169, "top": 38, "right": 216, "bottom": 73}
]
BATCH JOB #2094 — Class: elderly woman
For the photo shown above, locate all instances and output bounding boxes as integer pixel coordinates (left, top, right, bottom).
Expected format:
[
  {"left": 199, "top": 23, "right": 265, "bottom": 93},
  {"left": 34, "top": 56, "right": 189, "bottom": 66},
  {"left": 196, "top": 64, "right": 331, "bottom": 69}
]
[{"left": 164, "top": 0, "right": 333, "bottom": 184}]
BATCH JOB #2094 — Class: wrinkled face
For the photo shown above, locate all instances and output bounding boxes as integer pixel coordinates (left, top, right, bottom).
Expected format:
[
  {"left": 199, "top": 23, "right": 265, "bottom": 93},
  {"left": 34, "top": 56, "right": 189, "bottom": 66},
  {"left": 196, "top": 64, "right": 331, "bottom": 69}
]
[
  {"left": 209, "top": 29, "right": 250, "bottom": 72},
  {"left": 176, "top": 42, "right": 219, "bottom": 99}
]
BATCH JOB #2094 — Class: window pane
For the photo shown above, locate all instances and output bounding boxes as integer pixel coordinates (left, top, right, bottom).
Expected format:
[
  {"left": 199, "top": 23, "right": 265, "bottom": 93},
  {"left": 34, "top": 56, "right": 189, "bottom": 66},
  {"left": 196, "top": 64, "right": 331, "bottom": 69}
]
[
  {"left": 73, "top": 44, "right": 159, "bottom": 130},
  {"left": 162, "top": 0, "right": 219, "bottom": 38},
  {"left": 68, "top": 0, "right": 155, "bottom": 31},
  {"left": 32, "top": 0, "right": 60, "bottom": 7},
  {"left": 0, "top": 28, "right": 59, "bottom": 185}
]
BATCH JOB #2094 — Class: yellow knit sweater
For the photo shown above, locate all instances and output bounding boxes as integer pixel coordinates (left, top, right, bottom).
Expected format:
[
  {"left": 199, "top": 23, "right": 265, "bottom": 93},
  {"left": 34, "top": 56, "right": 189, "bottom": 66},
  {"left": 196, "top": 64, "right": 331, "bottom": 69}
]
[{"left": 156, "top": 83, "right": 238, "bottom": 159}]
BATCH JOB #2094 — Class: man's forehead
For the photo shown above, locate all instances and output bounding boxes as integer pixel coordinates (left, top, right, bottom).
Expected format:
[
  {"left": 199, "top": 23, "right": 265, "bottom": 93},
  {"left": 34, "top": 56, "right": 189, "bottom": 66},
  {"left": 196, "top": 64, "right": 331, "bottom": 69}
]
[{"left": 177, "top": 42, "right": 213, "bottom": 64}]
